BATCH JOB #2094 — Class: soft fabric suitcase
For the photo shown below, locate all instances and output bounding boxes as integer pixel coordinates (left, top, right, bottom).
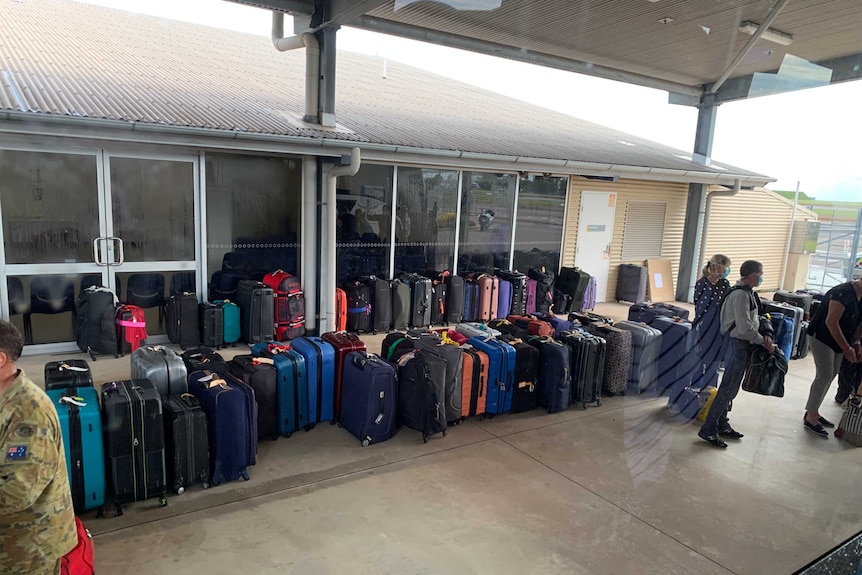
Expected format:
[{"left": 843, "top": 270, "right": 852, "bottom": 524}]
[
  {"left": 130, "top": 345, "right": 188, "bottom": 396},
  {"left": 48, "top": 387, "right": 105, "bottom": 512},
  {"left": 391, "top": 279, "right": 411, "bottom": 331},
  {"left": 262, "top": 270, "right": 306, "bottom": 341},
  {"left": 45, "top": 359, "right": 93, "bottom": 390},
  {"left": 476, "top": 274, "right": 499, "bottom": 322},
  {"left": 381, "top": 332, "right": 416, "bottom": 362},
  {"left": 527, "top": 267, "right": 554, "bottom": 315},
  {"left": 187, "top": 370, "right": 252, "bottom": 486},
  {"left": 527, "top": 336, "right": 572, "bottom": 413},
  {"left": 343, "top": 281, "right": 373, "bottom": 334},
  {"left": 430, "top": 281, "right": 448, "bottom": 326},
  {"left": 652, "top": 303, "right": 690, "bottom": 321},
  {"left": 321, "top": 331, "right": 367, "bottom": 419},
  {"left": 291, "top": 336, "right": 337, "bottom": 426},
  {"left": 115, "top": 304, "right": 147, "bottom": 356},
  {"left": 75, "top": 286, "right": 119, "bottom": 360},
  {"left": 414, "top": 332, "right": 464, "bottom": 424},
  {"left": 237, "top": 280, "right": 275, "bottom": 344},
  {"left": 181, "top": 347, "right": 228, "bottom": 375},
  {"left": 100, "top": 379, "right": 167, "bottom": 511},
  {"left": 507, "top": 315, "right": 554, "bottom": 338},
  {"left": 336, "top": 288, "right": 348, "bottom": 332},
  {"left": 496, "top": 278, "right": 513, "bottom": 319},
  {"left": 467, "top": 336, "right": 516, "bottom": 416},
  {"left": 774, "top": 290, "right": 813, "bottom": 317},
  {"left": 199, "top": 302, "right": 224, "bottom": 349},
  {"left": 365, "top": 277, "right": 392, "bottom": 334},
  {"left": 614, "top": 321, "right": 662, "bottom": 393},
  {"left": 458, "top": 344, "right": 489, "bottom": 418},
  {"left": 250, "top": 342, "right": 310, "bottom": 435},
  {"left": 557, "top": 267, "right": 590, "bottom": 313},
  {"left": 488, "top": 318, "right": 529, "bottom": 339},
  {"left": 649, "top": 316, "right": 695, "bottom": 396},
  {"left": 445, "top": 274, "right": 465, "bottom": 325},
  {"left": 208, "top": 270, "right": 246, "bottom": 301},
  {"left": 162, "top": 394, "right": 210, "bottom": 493},
  {"left": 585, "top": 323, "right": 632, "bottom": 396},
  {"left": 616, "top": 264, "right": 648, "bottom": 303},
  {"left": 569, "top": 311, "right": 615, "bottom": 326},
  {"left": 213, "top": 300, "right": 241, "bottom": 345},
  {"left": 396, "top": 350, "right": 447, "bottom": 442},
  {"left": 553, "top": 289, "right": 573, "bottom": 315},
  {"left": 166, "top": 293, "right": 200, "bottom": 350},
  {"left": 229, "top": 354, "right": 280, "bottom": 441},
  {"left": 456, "top": 322, "right": 502, "bottom": 339},
  {"left": 543, "top": 315, "right": 573, "bottom": 337},
  {"left": 582, "top": 276, "right": 597, "bottom": 311},
  {"left": 525, "top": 279, "right": 538, "bottom": 315},
  {"left": 497, "top": 335, "right": 539, "bottom": 413},
  {"left": 497, "top": 271, "right": 527, "bottom": 317},
  {"left": 627, "top": 302, "right": 675, "bottom": 324},
  {"left": 559, "top": 329, "right": 605, "bottom": 409},
  {"left": 340, "top": 351, "right": 398, "bottom": 446}
]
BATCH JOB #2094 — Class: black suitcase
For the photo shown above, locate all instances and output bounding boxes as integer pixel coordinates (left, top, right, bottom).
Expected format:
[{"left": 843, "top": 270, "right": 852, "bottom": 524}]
[
  {"left": 208, "top": 270, "right": 247, "bottom": 301},
  {"left": 229, "top": 355, "right": 280, "bottom": 441},
  {"left": 498, "top": 335, "right": 539, "bottom": 413},
  {"left": 527, "top": 336, "right": 572, "bottom": 413},
  {"left": 166, "top": 293, "right": 201, "bottom": 349},
  {"left": 181, "top": 347, "right": 229, "bottom": 374},
  {"left": 162, "top": 394, "right": 210, "bottom": 494},
  {"left": 528, "top": 267, "right": 555, "bottom": 315},
  {"left": 390, "top": 280, "right": 411, "bottom": 331},
  {"left": 496, "top": 270, "right": 527, "bottom": 316},
  {"left": 553, "top": 289, "right": 573, "bottom": 315},
  {"left": 381, "top": 332, "right": 416, "bottom": 362},
  {"left": 616, "top": 264, "right": 648, "bottom": 303},
  {"left": 344, "top": 281, "right": 373, "bottom": 334},
  {"left": 557, "top": 267, "right": 591, "bottom": 313},
  {"left": 100, "top": 379, "right": 167, "bottom": 513},
  {"left": 397, "top": 350, "right": 447, "bottom": 442},
  {"left": 75, "top": 286, "right": 119, "bottom": 360},
  {"left": 559, "top": 330, "right": 605, "bottom": 409},
  {"left": 45, "top": 359, "right": 93, "bottom": 390},
  {"left": 199, "top": 302, "right": 224, "bottom": 349},
  {"left": 445, "top": 275, "right": 465, "bottom": 325},
  {"left": 774, "top": 290, "right": 813, "bottom": 317},
  {"left": 365, "top": 277, "right": 392, "bottom": 334},
  {"left": 586, "top": 323, "right": 633, "bottom": 396},
  {"left": 488, "top": 319, "right": 529, "bottom": 339},
  {"left": 430, "top": 282, "right": 447, "bottom": 326},
  {"left": 413, "top": 332, "right": 464, "bottom": 424},
  {"left": 795, "top": 320, "right": 810, "bottom": 359},
  {"left": 401, "top": 274, "right": 433, "bottom": 328},
  {"left": 237, "top": 280, "right": 275, "bottom": 344}
]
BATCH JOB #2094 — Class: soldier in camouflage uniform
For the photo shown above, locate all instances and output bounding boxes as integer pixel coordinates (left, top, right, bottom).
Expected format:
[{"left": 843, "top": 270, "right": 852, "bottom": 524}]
[{"left": 0, "top": 320, "right": 76, "bottom": 575}]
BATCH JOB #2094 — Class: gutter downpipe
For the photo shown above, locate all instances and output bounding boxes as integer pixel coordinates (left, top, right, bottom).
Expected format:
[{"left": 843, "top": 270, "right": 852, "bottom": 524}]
[
  {"left": 323, "top": 148, "right": 361, "bottom": 332},
  {"left": 697, "top": 178, "right": 741, "bottom": 275},
  {"left": 272, "top": 11, "right": 320, "bottom": 124},
  {"left": 302, "top": 156, "right": 318, "bottom": 332}
]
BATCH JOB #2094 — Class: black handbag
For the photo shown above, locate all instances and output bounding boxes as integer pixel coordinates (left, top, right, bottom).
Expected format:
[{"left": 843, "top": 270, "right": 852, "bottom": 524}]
[{"left": 742, "top": 347, "right": 788, "bottom": 398}]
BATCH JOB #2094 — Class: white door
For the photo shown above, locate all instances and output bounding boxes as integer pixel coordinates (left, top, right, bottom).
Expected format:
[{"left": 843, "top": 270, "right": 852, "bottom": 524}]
[{"left": 574, "top": 191, "right": 616, "bottom": 304}]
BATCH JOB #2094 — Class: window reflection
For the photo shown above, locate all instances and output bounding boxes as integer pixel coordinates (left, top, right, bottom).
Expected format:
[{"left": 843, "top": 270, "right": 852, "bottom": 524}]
[
  {"left": 335, "top": 164, "right": 393, "bottom": 282},
  {"left": 512, "top": 175, "right": 567, "bottom": 273},
  {"left": 459, "top": 171, "right": 516, "bottom": 274}
]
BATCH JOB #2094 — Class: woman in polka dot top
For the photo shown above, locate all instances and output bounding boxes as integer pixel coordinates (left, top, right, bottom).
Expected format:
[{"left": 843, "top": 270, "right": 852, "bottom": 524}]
[{"left": 691, "top": 254, "right": 732, "bottom": 390}]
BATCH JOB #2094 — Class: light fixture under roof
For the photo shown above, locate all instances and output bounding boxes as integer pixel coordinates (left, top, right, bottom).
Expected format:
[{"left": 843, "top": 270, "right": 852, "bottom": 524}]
[{"left": 739, "top": 21, "right": 793, "bottom": 46}]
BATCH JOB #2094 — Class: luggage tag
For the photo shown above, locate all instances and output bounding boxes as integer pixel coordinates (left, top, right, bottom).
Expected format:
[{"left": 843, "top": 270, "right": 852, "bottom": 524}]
[
  {"left": 59, "top": 363, "right": 88, "bottom": 372},
  {"left": 60, "top": 396, "right": 88, "bottom": 407},
  {"left": 252, "top": 357, "right": 275, "bottom": 365},
  {"left": 517, "top": 381, "right": 535, "bottom": 392},
  {"left": 197, "top": 372, "right": 228, "bottom": 389}
]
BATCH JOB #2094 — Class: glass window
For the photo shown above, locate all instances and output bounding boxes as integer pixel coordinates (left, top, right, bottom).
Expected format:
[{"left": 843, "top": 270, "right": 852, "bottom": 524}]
[
  {"left": 0, "top": 150, "right": 99, "bottom": 264},
  {"left": 512, "top": 175, "right": 568, "bottom": 273},
  {"left": 335, "top": 164, "right": 393, "bottom": 283},
  {"left": 458, "top": 172, "right": 517, "bottom": 274},
  {"left": 395, "top": 167, "right": 459, "bottom": 275},
  {"left": 205, "top": 153, "right": 301, "bottom": 297}
]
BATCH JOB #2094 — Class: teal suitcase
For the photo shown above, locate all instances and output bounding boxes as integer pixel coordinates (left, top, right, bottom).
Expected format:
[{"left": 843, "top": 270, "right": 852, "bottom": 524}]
[{"left": 215, "top": 300, "right": 241, "bottom": 345}]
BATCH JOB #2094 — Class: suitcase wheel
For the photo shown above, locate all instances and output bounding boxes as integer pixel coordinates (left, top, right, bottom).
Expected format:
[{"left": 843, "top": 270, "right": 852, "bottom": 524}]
[
  {"left": 304, "top": 423, "right": 315, "bottom": 432},
  {"left": 361, "top": 437, "right": 372, "bottom": 447},
  {"left": 176, "top": 486, "right": 185, "bottom": 495},
  {"left": 329, "top": 418, "right": 337, "bottom": 425},
  {"left": 283, "top": 431, "right": 293, "bottom": 438},
  {"left": 96, "top": 506, "right": 105, "bottom": 519},
  {"left": 241, "top": 471, "right": 250, "bottom": 481},
  {"left": 202, "top": 482, "right": 209, "bottom": 490},
  {"left": 114, "top": 504, "right": 123, "bottom": 517},
  {"left": 596, "top": 399, "right": 602, "bottom": 407},
  {"left": 442, "top": 429, "right": 447, "bottom": 437},
  {"left": 422, "top": 435, "right": 429, "bottom": 444}
]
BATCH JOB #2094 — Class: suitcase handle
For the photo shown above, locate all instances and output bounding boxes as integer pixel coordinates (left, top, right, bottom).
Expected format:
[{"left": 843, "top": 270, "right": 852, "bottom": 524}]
[{"left": 58, "top": 363, "right": 88, "bottom": 372}]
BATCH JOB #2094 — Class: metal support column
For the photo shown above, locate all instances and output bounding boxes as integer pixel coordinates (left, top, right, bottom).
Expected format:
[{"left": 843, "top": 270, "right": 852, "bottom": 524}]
[
  {"left": 317, "top": 26, "right": 338, "bottom": 127},
  {"left": 675, "top": 103, "right": 717, "bottom": 302}
]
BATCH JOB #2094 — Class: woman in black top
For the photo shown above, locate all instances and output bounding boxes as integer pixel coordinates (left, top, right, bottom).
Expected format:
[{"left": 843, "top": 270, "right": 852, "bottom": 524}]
[
  {"left": 803, "top": 279, "right": 862, "bottom": 438},
  {"left": 690, "top": 255, "right": 732, "bottom": 390}
]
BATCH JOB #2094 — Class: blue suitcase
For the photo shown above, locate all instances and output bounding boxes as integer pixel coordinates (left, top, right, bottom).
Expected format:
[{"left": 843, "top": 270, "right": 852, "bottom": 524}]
[
  {"left": 769, "top": 313, "right": 794, "bottom": 360},
  {"left": 539, "top": 314, "right": 572, "bottom": 338},
  {"left": 462, "top": 280, "right": 478, "bottom": 322},
  {"left": 187, "top": 369, "right": 253, "bottom": 486},
  {"left": 649, "top": 316, "right": 695, "bottom": 396},
  {"left": 340, "top": 351, "right": 398, "bottom": 446},
  {"left": 250, "top": 342, "right": 310, "bottom": 436},
  {"left": 48, "top": 387, "right": 105, "bottom": 512},
  {"left": 467, "top": 336, "right": 516, "bottom": 415},
  {"left": 291, "top": 336, "right": 337, "bottom": 426}
]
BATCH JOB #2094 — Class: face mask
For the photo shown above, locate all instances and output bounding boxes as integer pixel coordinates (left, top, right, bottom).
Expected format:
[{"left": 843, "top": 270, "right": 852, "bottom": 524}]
[
  {"left": 756, "top": 275, "right": 764, "bottom": 287},
  {"left": 722, "top": 267, "right": 731, "bottom": 279}
]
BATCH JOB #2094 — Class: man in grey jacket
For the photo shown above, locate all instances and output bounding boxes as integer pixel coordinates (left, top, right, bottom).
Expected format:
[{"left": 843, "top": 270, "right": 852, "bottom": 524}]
[{"left": 698, "top": 260, "right": 775, "bottom": 448}]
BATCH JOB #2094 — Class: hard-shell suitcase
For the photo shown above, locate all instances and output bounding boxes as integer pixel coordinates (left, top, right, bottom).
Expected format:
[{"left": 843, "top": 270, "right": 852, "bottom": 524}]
[
  {"left": 462, "top": 279, "right": 480, "bottom": 322},
  {"left": 130, "top": 345, "right": 188, "bottom": 396},
  {"left": 48, "top": 387, "right": 105, "bottom": 512},
  {"left": 181, "top": 347, "right": 228, "bottom": 375},
  {"left": 496, "top": 278, "right": 513, "bottom": 320},
  {"left": 291, "top": 336, "right": 337, "bottom": 426},
  {"left": 761, "top": 299, "right": 803, "bottom": 360},
  {"left": 774, "top": 290, "right": 813, "bottom": 317},
  {"left": 649, "top": 316, "right": 695, "bottom": 396},
  {"left": 616, "top": 264, "right": 648, "bottom": 303},
  {"left": 467, "top": 336, "right": 516, "bottom": 416},
  {"left": 585, "top": 323, "right": 632, "bottom": 396},
  {"left": 115, "top": 304, "right": 147, "bottom": 356},
  {"left": 75, "top": 286, "right": 119, "bottom": 360},
  {"left": 262, "top": 270, "right": 305, "bottom": 341},
  {"left": 343, "top": 281, "right": 373, "bottom": 334},
  {"left": 391, "top": 280, "right": 411, "bottom": 331},
  {"left": 557, "top": 267, "right": 591, "bottom": 313},
  {"left": 445, "top": 274, "right": 465, "bottom": 325},
  {"left": 229, "top": 354, "right": 280, "bottom": 441},
  {"left": 768, "top": 313, "right": 794, "bottom": 360},
  {"left": 237, "top": 280, "right": 275, "bottom": 344},
  {"left": 336, "top": 288, "right": 348, "bottom": 332},
  {"left": 100, "top": 379, "right": 167, "bottom": 511},
  {"left": 199, "top": 302, "right": 224, "bottom": 349},
  {"left": 414, "top": 332, "right": 464, "bottom": 424},
  {"left": 614, "top": 321, "right": 662, "bottom": 393},
  {"left": 627, "top": 302, "right": 675, "bottom": 324},
  {"left": 162, "top": 394, "right": 210, "bottom": 493},
  {"left": 187, "top": 370, "right": 252, "bottom": 486},
  {"left": 321, "top": 331, "right": 367, "bottom": 419},
  {"left": 476, "top": 275, "right": 499, "bottom": 322},
  {"left": 527, "top": 267, "right": 554, "bottom": 315},
  {"left": 365, "top": 277, "right": 392, "bottom": 334},
  {"left": 250, "top": 342, "right": 310, "bottom": 436},
  {"left": 525, "top": 279, "right": 538, "bottom": 315},
  {"left": 458, "top": 344, "right": 489, "bottom": 418},
  {"left": 166, "top": 293, "right": 200, "bottom": 350},
  {"left": 340, "top": 351, "right": 398, "bottom": 446},
  {"left": 796, "top": 320, "right": 811, "bottom": 359},
  {"left": 456, "top": 322, "right": 502, "bottom": 339},
  {"left": 213, "top": 300, "right": 241, "bottom": 346},
  {"left": 497, "top": 335, "right": 539, "bottom": 413},
  {"left": 402, "top": 274, "right": 433, "bottom": 328},
  {"left": 45, "top": 359, "right": 93, "bottom": 390},
  {"left": 527, "top": 336, "right": 572, "bottom": 413},
  {"left": 582, "top": 276, "right": 597, "bottom": 311},
  {"left": 559, "top": 330, "right": 604, "bottom": 409},
  {"left": 396, "top": 350, "right": 447, "bottom": 442}
]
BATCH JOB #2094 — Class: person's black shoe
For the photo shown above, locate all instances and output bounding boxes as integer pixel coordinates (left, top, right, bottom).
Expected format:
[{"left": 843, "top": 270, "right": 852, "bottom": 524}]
[
  {"left": 719, "top": 428, "right": 744, "bottom": 439},
  {"left": 818, "top": 416, "right": 835, "bottom": 428},
  {"left": 698, "top": 432, "right": 728, "bottom": 448},
  {"left": 803, "top": 419, "right": 829, "bottom": 438}
]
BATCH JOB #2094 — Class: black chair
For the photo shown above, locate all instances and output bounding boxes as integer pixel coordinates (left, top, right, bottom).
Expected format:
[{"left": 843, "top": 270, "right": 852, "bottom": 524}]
[
  {"left": 126, "top": 273, "right": 166, "bottom": 327},
  {"left": 169, "top": 272, "right": 195, "bottom": 296},
  {"left": 23, "top": 276, "right": 76, "bottom": 345},
  {"left": 7, "top": 278, "right": 29, "bottom": 317}
]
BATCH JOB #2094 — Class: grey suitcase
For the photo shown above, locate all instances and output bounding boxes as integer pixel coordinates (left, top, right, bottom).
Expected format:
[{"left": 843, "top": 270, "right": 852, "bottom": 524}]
[
  {"left": 616, "top": 264, "right": 648, "bottom": 303},
  {"left": 237, "top": 280, "right": 275, "bottom": 344},
  {"left": 130, "top": 345, "right": 188, "bottom": 396},
  {"left": 414, "top": 333, "right": 464, "bottom": 424},
  {"left": 614, "top": 321, "right": 662, "bottom": 393},
  {"left": 391, "top": 280, "right": 411, "bottom": 331},
  {"left": 455, "top": 322, "right": 502, "bottom": 339}
]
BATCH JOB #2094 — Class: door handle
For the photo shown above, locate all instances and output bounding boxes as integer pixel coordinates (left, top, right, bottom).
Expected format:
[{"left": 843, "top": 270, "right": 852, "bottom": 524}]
[
  {"left": 108, "top": 237, "right": 125, "bottom": 265},
  {"left": 92, "top": 237, "right": 108, "bottom": 266}
]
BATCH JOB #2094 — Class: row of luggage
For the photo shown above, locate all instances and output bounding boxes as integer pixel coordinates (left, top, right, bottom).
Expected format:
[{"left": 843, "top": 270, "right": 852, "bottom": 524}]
[{"left": 76, "top": 286, "right": 148, "bottom": 360}]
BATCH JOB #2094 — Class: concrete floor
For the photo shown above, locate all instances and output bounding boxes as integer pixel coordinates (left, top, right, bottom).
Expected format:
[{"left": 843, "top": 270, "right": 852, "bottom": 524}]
[{"left": 18, "top": 302, "right": 862, "bottom": 575}]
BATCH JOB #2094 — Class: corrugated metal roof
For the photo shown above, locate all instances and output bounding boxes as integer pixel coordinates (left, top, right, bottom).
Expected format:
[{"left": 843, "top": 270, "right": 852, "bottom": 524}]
[{"left": 0, "top": 0, "right": 768, "bottom": 180}]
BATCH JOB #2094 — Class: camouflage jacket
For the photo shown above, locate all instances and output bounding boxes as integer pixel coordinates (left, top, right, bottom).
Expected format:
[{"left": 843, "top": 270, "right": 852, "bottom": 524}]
[{"left": 0, "top": 370, "right": 76, "bottom": 575}]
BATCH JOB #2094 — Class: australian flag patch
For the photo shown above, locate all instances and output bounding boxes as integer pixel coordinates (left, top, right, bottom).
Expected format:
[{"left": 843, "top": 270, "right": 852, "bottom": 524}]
[{"left": 6, "top": 445, "right": 27, "bottom": 460}]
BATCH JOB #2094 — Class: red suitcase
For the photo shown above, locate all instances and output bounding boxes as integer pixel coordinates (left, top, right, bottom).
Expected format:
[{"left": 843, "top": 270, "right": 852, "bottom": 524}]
[
  {"left": 321, "top": 331, "right": 367, "bottom": 419},
  {"left": 507, "top": 314, "right": 554, "bottom": 338},
  {"left": 262, "top": 270, "right": 305, "bottom": 340},
  {"left": 335, "top": 288, "right": 347, "bottom": 332}
]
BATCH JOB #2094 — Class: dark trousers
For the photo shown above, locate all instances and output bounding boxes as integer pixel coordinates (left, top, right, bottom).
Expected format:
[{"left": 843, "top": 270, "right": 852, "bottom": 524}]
[{"left": 700, "top": 338, "right": 753, "bottom": 436}]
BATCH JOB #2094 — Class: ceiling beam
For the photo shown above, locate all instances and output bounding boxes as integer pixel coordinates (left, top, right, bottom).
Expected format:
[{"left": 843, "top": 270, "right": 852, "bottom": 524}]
[{"left": 311, "top": 0, "right": 392, "bottom": 31}]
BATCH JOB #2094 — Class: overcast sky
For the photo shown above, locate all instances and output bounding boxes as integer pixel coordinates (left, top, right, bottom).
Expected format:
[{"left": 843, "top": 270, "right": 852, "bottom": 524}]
[{"left": 73, "top": 0, "right": 862, "bottom": 201}]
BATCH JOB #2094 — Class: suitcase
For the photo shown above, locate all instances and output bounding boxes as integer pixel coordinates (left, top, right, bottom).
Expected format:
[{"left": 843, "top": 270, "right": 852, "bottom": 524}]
[
  {"left": 401, "top": 274, "right": 433, "bottom": 328},
  {"left": 343, "top": 281, "right": 373, "bottom": 334},
  {"left": 162, "top": 394, "right": 210, "bottom": 493},
  {"left": 585, "top": 323, "right": 632, "bottom": 396},
  {"left": 340, "top": 351, "right": 398, "bottom": 446},
  {"left": 542, "top": 314, "right": 573, "bottom": 337},
  {"left": 525, "top": 279, "right": 538, "bottom": 315},
  {"left": 614, "top": 321, "right": 661, "bottom": 393},
  {"left": 100, "top": 379, "right": 167, "bottom": 511},
  {"left": 456, "top": 322, "right": 502, "bottom": 339},
  {"left": 208, "top": 270, "right": 246, "bottom": 301},
  {"left": 796, "top": 320, "right": 810, "bottom": 359},
  {"left": 616, "top": 264, "right": 648, "bottom": 303},
  {"left": 507, "top": 315, "right": 555, "bottom": 338},
  {"left": 381, "top": 332, "right": 417, "bottom": 362},
  {"left": 237, "top": 280, "right": 275, "bottom": 344},
  {"left": 774, "top": 290, "right": 813, "bottom": 317},
  {"left": 435, "top": 328, "right": 468, "bottom": 345},
  {"left": 45, "top": 359, "right": 93, "bottom": 390},
  {"left": 768, "top": 313, "right": 794, "bottom": 360},
  {"left": 430, "top": 282, "right": 448, "bottom": 326},
  {"left": 497, "top": 271, "right": 527, "bottom": 317},
  {"left": 462, "top": 279, "right": 480, "bottom": 322},
  {"left": 365, "top": 277, "right": 392, "bottom": 334},
  {"left": 527, "top": 336, "right": 571, "bottom": 414},
  {"left": 496, "top": 277, "right": 513, "bottom": 319},
  {"left": 391, "top": 280, "right": 411, "bottom": 331},
  {"left": 321, "top": 331, "right": 367, "bottom": 419},
  {"left": 569, "top": 311, "right": 615, "bottom": 326},
  {"left": 414, "top": 332, "right": 464, "bottom": 424},
  {"left": 48, "top": 387, "right": 105, "bottom": 512},
  {"left": 250, "top": 342, "right": 310, "bottom": 436},
  {"left": 75, "top": 286, "right": 119, "bottom": 360},
  {"left": 115, "top": 304, "right": 147, "bottom": 356},
  {"left": 557, "top": 267, "right": 591, "bottom": 313},
  {"left": 627, "top": 302, "right": 676, "bottom": 324},
  {"left": 488, "top": 318, "right": 529, "bottom": 339},
  {"left": 649, "top": 316, "right": 696, "bottom": 396},
  {"left": 262, "top": 270, "right": 306, "bottom": 341},
  {"left": 229, "top": 354, "right": 280, "bottom": 441},
  {"left": 552, "top": 289, "right": 573, "bottom": 315},
  {"left": 187, "top": 370, "right": 252, "bottom": 486},
  {"left": 497, "top": 335, "right": 539, "bottom": 413},
  {"left": 761, "top": 299, "right": 803, "bottom": 359},
  {"left": 476, "top": 274, "right": 499, "bottom": 322},
  {"left": 458, "top": 344, "right": 489, "bottom": 418},
  {"left": 582, "top": 276, "right": 597, "bottom": 311},
  {"left": 181, "top": 347, "right": 228, "bottom": 375},
  {"left": 528, "top": 267, "right": 555, "bottom": 315},
  {"left": 335, "top": 288, "right": 348, "bottom": 332},
  {"left": 166, "top": 293, "right": 200, "bottom": 350},
  {"left": 467, "top": 336, "right": 516, "bottom": 415},
  {"left": 291, "top": 336, "right": 337, "bottom": 426},
  {"left": 652, "top": 303, "right": 690, "bottom": 321},
  {"left": 213, "top": 300, "right": 241, "bottom": 346},
  {"left": 558, "top": 329, "right": 605, "bottom": 409},
  {"left": 130, "top": 345, "right": 188, "bottom": 396},
  {"left": 396, "top": 350, "right": 447, "bottom": 442},
  {"left": 199, "top": 301, "right": 224, "bottom": 349},
  {"left": 445, "top": 275, "right": 466, "bottom": 325}
]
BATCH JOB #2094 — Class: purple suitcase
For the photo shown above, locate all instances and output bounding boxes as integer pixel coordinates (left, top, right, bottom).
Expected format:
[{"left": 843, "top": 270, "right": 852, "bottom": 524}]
[
  {"left": 525, "top": 279, "right": 537, "bottom": 315},
  {"left": 497, "top": 280, "right": 513, "bottom": 319}
]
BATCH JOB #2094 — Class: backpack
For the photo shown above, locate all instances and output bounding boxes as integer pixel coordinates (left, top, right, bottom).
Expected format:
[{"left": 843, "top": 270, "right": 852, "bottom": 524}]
[{"left": 61, "top": 517, "right": 94, "bottom": 575}]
